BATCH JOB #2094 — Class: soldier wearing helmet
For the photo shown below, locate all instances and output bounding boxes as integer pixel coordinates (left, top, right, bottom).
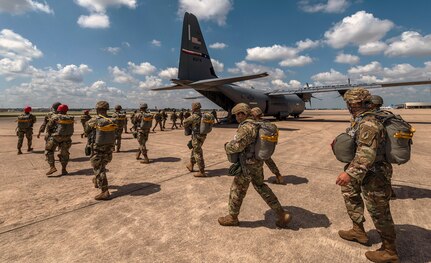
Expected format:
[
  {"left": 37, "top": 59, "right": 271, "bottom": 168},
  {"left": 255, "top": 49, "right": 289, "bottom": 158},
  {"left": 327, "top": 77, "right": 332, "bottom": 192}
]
[
  {"left": 251, "top": 107, "right": 283, "bottom": 184},
  {"left": 152, "top": 109, "right": 164, "bottom": 132},
  {"left": 184, "top": 102, "right": 207, "bottom": 177},
  {"left": 132, "top": 103, "right": 153, "bottom": 163},
  {"left": 45, "top": 104, "right": 74, "bottom": 176},
  {"left": 85, "top": 101, "right": 117, "bottom": 200},
  {"left": 161, "top": 109, "right": 168, "bottom": 129},
  {"left": 16, "top": 106, "right": 37, "bottom": 154},
  {"left": 111, "top": 104, "right": 127, "bottom": 152},
  {"left": 37, "top": 101, "right": 61, "bottom": 140},
  {"left": 335, "top": 88, "right": 399, "bottom": 262},
  {"left": 80, "top": 110, "right": 91, "bottom": 138},
  {"left": 218, "top": 103, "right": 291, "bottom": 228},
  {"left": 170, "top": 109, "right": 178, "bottom": 129},
  {"left": 370, "top": 95, "right": 384, "bottom": 110}
]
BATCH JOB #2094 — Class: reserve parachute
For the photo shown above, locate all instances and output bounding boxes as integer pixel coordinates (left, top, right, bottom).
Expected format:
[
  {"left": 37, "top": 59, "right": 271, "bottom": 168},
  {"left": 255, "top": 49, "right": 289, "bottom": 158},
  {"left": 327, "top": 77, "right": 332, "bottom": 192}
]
[
  {"left": 95, "top": 115, "right": 117, "bottom": 145},
  {"left": 331, "top": 133, "right": 356, "bottom": 163},
  {"left": 140, "top": 112, "right": 153, "bottom": 130},
  {"left": 115, "top": 112, "right": 127, "bottom": 128},
  {"left": 200, "top": 112, "right": 215, "bottom": 134},
  {"left": 254, "top": 121, "right": 279, "bottom": 161},
  {"left": 54, "top": 115, "right": 74, "bottom": 136},
  {"left": 17, "top": 114, "right": 33, "bottom": 129}
]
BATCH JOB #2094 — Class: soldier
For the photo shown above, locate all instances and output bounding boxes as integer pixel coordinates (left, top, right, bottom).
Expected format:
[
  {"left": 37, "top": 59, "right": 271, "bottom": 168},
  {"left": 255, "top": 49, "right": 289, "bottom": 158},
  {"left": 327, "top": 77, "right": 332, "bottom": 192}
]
[
  {"left": 211, "top": 109, "right": 219, "bottom": 124},
  {"left": 45, "top": 104, "right": 74, "bottom": 176},
  {"left": 184, "top": 109, "right": 191, "bottom": 119},
  {"left": 251, "top": 107, "right": 283, "bottom": 184},
  {"left": 171, "top": 109, "right": 178, "bottom": 129},
  {"left": 130, "top": 110, "right": 138, "bottom": 134},
  {"left": 218, "top": 103, "right": 291, "bottom": 228},
  {"left": 112, "top": 105, "right": 127, "bottom": 152},
  {"left": 85, "top": 101, "right": 117, "bottom": 200},
  {"left": 80, "top": 110, "right": 91, "bottom": 138},
  {"left": 336, "top": 88, "right": 399, "bottom": 262},
  {"left": 123, "top": 112, "right": 128, "bottom": 134},
  {"left": 184, "top": 102, "right": 207, "bottom": 177},
  {"left": 178, "top": 109, "right": 184, "bottom": 127},
  {"left": 16, "top": 106, "right": 37, "bottom": 154},
  {"left": 133, "top": 103, "right": 152, "bottom": 163},
  {"left": 162, "top": 109, "right": 168, "bottom": 129},
  {"left": 370, "top": 95, "right": 383, "bottom": 110},
  {"left": 152, "top": 110, "right": 163, "bottom": 132},
  {"left": 37, "top": 101, "right": 61, "bottom": 140}
]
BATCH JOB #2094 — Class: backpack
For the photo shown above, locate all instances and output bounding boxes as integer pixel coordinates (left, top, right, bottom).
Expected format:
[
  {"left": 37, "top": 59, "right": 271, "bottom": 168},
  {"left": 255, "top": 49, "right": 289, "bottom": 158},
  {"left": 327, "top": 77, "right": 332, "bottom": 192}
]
[
  {"left": 95, "top": 115, "right": 117, "bottom": 145},
  {"left": 17, "top": 114, "right": 33, "bottom": 129},
  {"left": 114, "top": 112, "right": 127, "bottom": 128},
  {"left": 140, "top": 112, "right": 153, "bottom": 130},
  {"left": 366, "top": 111, "right": 414, "bottom": 165},
  {"left": 54, "top": 115, "right": 74, "bottom": 136},
  {"left": 254, "top": 121, "right": 279, "bottom": 161},
  {"left": 199, "top": 112, "right": 215, "bottom": 134}
]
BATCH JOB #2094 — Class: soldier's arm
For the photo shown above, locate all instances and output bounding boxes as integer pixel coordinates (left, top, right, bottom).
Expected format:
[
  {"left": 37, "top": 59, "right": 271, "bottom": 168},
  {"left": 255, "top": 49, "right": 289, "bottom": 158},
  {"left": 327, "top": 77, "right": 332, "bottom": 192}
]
[
  {"left": 183, "top": 116, "right": 193, "bottom": 127},
  {"left": 38, "top": 115, "right": 49, "bottom": 133},
  {"left": 225, "top": 123, "right": 254, "bottom": 154},
  {"left": 345, "top": 120, "right": 379, "bottom": 181},
  {"left": 84, "top": 118, "right": 96, "bottom": 135}
]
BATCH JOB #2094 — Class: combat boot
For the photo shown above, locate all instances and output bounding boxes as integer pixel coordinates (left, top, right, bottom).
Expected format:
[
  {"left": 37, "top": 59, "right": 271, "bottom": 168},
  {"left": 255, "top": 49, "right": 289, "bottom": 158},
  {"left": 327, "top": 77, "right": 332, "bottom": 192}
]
[
  {"left": 46, "top": 165, "right": 57, "bottom": 175},
  {"left": 136, "top": 151, "right": 141, "bottom": 160},
  {"left": 92, "top": 177, "right": 98, "bottom": 188},
  {"left": 338, "top": 222, "right": 370, "bottom": 246},
  {"left": 218, "top": 214, "right": 239, "bottom": 226},
  {"left": 365, "top": 239, "right": 399, "bottom": 263},
  {"left": 141, "top": 154, "right": 150, "bottom": 164},
  {"left": 94, "top": 190, "right": 110, "bottom": 201},
  {"left": 27, "top": 147, "right": 33, "bottom": 152},
  {"left": 194, "top": 168, "right": 206, "bottom": 177},
  {"left": 275, "top": 173, "right": 284, "bottom": 184},
  {"left": 61, "top": 164, "right": 68, "bottom": 175},
  {"left": 275, "top": 210, "right": 292, "bottom": 228},
  {"left": 116, "top": 146, "right": 120, "bottom": 153},
  {"left": 17, "top": 149, "right": 23, "bottom": 155},
  {"left": 186, "top": 162, "right": 194, "bottom": 172}
]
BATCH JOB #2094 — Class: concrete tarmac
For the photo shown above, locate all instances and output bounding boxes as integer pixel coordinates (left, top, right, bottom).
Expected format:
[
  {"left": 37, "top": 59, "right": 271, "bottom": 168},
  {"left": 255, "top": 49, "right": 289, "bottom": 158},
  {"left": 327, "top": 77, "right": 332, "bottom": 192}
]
[{"left": 0, "top": 109, "right": 430, "bottom": 262}]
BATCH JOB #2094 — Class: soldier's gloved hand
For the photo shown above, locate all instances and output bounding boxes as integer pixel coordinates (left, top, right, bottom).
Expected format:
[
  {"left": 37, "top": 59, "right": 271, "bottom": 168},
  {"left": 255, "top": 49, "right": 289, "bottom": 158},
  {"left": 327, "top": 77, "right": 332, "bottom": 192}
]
[{"left": 336, "top": 172, "right": 351, "bottom": 186}]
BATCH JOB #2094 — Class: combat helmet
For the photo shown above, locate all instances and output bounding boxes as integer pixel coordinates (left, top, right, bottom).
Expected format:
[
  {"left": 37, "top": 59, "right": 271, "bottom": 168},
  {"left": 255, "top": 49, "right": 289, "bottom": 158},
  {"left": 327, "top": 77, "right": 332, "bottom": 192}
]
[
  {"left": 140, "top": 103, "right": 148, "bottom": 109},
  {"left": 192, "top": 102, "right": 201, "bottom": 111},
  {"left": 231, "top": 103, "right": 251, "bottom": 115},
  {"left": 371, "top": 95, "right": 384, "bottom": 106},
  {"left": 96, "top": 101, "right": 109, "bottom": 110},
  {"left": 251, "top": 107, "right": 263, "bottom": 117},
  {"left": 343, "top": 88, "right": 371, "bottom": 104},
  {"left": 52, "top": 102, "right": 61, "bottom": 111},
  {"left": 115, "top": 105, "right": 122, "bottom": 110}
]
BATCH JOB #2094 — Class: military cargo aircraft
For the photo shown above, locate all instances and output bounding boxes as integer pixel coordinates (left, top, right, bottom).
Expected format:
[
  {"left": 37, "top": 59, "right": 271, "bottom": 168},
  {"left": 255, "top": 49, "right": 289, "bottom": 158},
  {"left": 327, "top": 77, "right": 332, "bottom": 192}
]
[{"left": 152, "top": 12, "right": 431, "bottom": 120}]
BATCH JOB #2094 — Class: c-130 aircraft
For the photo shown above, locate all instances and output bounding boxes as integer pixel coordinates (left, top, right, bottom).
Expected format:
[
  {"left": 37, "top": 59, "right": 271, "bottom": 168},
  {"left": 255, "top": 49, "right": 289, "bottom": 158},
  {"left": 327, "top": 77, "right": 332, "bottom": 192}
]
[{"left": 153, "top": 12, "right": 431, "bottom": 120}]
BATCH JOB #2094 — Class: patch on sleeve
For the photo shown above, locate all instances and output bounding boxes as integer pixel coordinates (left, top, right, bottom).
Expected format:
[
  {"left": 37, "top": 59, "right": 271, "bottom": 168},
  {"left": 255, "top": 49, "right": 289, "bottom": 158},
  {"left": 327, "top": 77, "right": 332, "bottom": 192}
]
[{"left": 358, "top": 123, "right": 377, "bottom": 146}]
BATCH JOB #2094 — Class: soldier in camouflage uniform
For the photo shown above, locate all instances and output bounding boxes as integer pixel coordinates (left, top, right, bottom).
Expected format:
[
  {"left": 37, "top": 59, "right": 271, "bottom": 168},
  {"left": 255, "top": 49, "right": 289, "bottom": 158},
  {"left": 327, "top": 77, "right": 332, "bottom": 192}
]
[
  {"left": 80, "top": 110, "right": 91, "bottom": 138},
  {"left": 85, "top": 101, "right": 117, "bottom": 200},
  {"left": 218, "top": 103, "right": 291, "bottom": 228},
  {"left": 112, "top": 105, "right": 127, "bottom": 152},
  {"left": 336, "top": 88, "right": 399, "bottom": 263},
  {"left": 45, "top": 104, "right": 74, "bottom": 176},
  {"left": 178, "top": 109, "right": 184, "bottom": 127},
  {"left": 16, "top": 106, "right": 37, "bottom": 154},
  {"left": 184, "top": 102, "right": 207, "bottom": 177},
  {"left": 133, "top": 103, "right": 152, "bottom": 163},
  {"left": 251, "top": 107, "right": 283, "bottom": 184},
  {"left": 152, "top": 110, "right": 163, "bottom": 132},
  {"left": 184, "top": 109, "right": 191, "bottom": 119},
  {"left": 171, "top": 109, "right": 178, "bottom": 129},
  {"left": 162, "top": 109, "right": 168, "bottom": 129},
  {"left": 370, "top": 95, "right": 383, "bottom": 110},
  {"left": 37, "top": 101, "right": 61, "bottom": 140}
]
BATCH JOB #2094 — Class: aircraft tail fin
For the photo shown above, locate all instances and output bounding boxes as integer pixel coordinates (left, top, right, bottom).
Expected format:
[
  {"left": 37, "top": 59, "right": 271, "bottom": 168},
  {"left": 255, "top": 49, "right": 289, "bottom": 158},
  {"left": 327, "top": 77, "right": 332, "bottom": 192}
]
[{"left": 178, "top": 12, "right": 217, "bottom": 81}]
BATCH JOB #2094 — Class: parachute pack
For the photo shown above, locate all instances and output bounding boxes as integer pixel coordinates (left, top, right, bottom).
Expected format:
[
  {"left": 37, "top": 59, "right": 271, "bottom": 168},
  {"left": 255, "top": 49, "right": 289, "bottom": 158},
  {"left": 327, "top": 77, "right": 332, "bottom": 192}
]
[
  {"left": 54, "top": 115, "right": 74, "bottom": 136},
  {"left": 115, "top": 112, "right": 127, "bottom": 128},
  {"left": 331, "top": 133, "right": 356, "bottom": 163},
  {"left": 140, "top": 112, "right": 153, "bottom": 130},
  {"left": 199, "top": 112, "right": 215, "bottom": 135},
  {"left": 17, "top": 114, "right": 33, "bottom": 129},
  {"left": 95, "top": 115, "right": 117, "bottom": 145},
  {"left": 254, "top": 121, "right": 279, "bottom": 161}
]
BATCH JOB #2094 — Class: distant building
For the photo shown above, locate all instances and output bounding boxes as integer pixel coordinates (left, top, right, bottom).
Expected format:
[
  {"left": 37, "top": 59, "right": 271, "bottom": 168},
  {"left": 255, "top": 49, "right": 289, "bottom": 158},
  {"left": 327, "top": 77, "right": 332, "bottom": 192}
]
[{"left": 404, "top": 102, "right": 431, "bottom": 109}]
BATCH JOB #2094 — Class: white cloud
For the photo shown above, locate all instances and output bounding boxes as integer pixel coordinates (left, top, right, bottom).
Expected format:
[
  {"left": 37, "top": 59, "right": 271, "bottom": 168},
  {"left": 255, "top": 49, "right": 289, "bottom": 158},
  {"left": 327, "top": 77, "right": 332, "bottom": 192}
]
[
  {"left": 228, "top": 61, "right": 285, "bottom": 79},
  {"left": 348, "top": 61, "right": 382, "bottom": 75},
  {"left": 211, "top": 58, "right": 224, "bottom": 72},
  {"left": 246, "top": 45, "right": 297, "bottom": 62},
  {"left": 151, "top": 39, "right": 161, "bottom": 47},
  {"left": 178, "top": 0, "right": 233, "bottom": 26},
  {"left": 57, "top": 64, "right": 92, "bottom": 82},
  {"left": 358, "top": 41, "right": 388, "bottom": 55},
  {"left": 335, "top": 53, "right": 359, "bottom": 64},
  {"left": 279, "top": 56, "right": 313, "bottom": 67},
  {"left": 122, "top": 42, "right": 130, "bottom": 47},
  {"left": 128, "top": 62, "right": 157, "bottom": 75},
  {"left": 296, "top": 39, "right": 320, "bottom": 51},
  {"left": 324, "top": 11, "right": 394, "bottom": 48},
  {"left": 299, "top": 0, "right": 349, "bottom": 13},
  {"left": 75, "top": 0, "right": 136, "bottom": 13},
  {"left": 209, "top": 42, "right": 228, "bottom": 49},
  {"left": 158, "top": 67, "right": 178, "bottom": 79},
  {"left": 139, "top": 76, "right": 163, "bottom": 89},
  {"left": 0, "top": 29, "right": 43, "bottom": 60},
  {"left": 0, "top": 0, "right": 53, "bottom": 14},
  {"left": 77, "top": 13, "right": 110, "bottom": 29},
  {"left": 108, "top": 66, "right": 137, "bottom": 84},
  {"left": 271, "top": 79, "right": 302, "bottom": 89},
  {"left": 311, "top": 69, "right": 348, "bottom": 85},
  {"left": 102, "top": 47, "right": 121, "bottom": 55},
  {"left": 385, "top": 31, "right": 431, "bottom": 57}
]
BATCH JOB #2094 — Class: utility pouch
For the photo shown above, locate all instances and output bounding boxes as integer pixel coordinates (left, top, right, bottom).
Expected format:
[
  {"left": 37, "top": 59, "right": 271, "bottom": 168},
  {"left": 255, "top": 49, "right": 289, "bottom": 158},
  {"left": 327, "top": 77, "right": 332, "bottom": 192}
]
[{"left": 228, "top": 162, "right": 242, "bottom": 176}]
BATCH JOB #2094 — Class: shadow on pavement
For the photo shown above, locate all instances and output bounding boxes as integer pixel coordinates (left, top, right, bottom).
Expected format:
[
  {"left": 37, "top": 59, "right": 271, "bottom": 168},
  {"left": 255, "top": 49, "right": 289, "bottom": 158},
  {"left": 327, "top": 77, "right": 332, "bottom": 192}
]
[
  {"left": 67, "top": 168, "right": 93, "bottom": 176},
  {"left": 151, "top": 157, "right": 181, "bottom": 163},
  {"left": 71, "top": 156, "right": 90, "bottom": 162},
  {"left": 266, "top": 175, "right": 309, "bottom": 185},
  {"left": 392, "top": 184, "right": 431, "bottom": 200},
  {"left": 278, "top": 128, "right": 300, "bottom": 131},
  {"left": 206, "top": 168, "right": 229, "bottom": 177},
  {"left": 109, "top": 182, "right": 161, "bottom": 199},
  {"left": 240, "top": 206, "right": 331, "bottom": 230},
  {"left": 32, "top": 150, "right": 44, "bottom": 154},
  {"left": 120, "top": 148, "right": 139, "bottom": 153}
]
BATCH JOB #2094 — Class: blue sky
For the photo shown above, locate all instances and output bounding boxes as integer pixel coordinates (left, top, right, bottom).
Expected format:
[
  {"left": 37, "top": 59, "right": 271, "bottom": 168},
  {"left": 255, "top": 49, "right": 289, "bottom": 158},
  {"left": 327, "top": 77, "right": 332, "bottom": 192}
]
[{"left": 1, "top": 0, "right": 431, "bottom": 109}]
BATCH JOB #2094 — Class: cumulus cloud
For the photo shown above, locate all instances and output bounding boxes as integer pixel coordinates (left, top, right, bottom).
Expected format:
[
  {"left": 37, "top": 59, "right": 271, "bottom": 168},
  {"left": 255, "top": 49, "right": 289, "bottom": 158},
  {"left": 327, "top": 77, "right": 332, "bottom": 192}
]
[
  {"left": 311, "top": 69, "right": 348, "bottom": 85},
  {"left": 348, "top": 61, "right": 382, "bottom": 75},
  {"left": 296, "top": 39, "right": 320, "bottom": 51},
  {"left": 211, "top": 58, "right": 224, "bottom": 72},
  {"left": 385, "top": 31, "right": 431, "bottom": 57},
  {"left": 178, "top": 0, "right": 233, "bottom": 26},
  {"left": 209, "top": 42, "right": 228, "bottom": 49},
  {"left": 139, "top": 76, "right": 163, "bottom": 89},
  {"left": 0, "top": 0, "right": 53, "bottom": 14},
  {"left": 246, "top": 45, "right": 297, "bottom": 62},
  {"left": 77, "top": 13, "right": 110, "bottom": 29},
  {"left": 108, "top": 66, "right": 137, "bottom": 84},
  {"left": 128, "top": 62, "right": 157, "bottom": 75},
  {"left": 335, "top": 53, "right": 359, "bottom": 64},
  {"left": 102, "top": 47, "right": 121, "bottom": 55},
  {"left": 271, "top": 79, "right": 302, "bottom": 89},
  {"left": 279, "top": 56, "right": 313, "bottom": 67},
  {"left": 57, "top": 64, "right": 92, "bottom": 82},
  {"left": 75, "top": 0, "right": 136, "bottom": 13},
  {"left": 158, "top": 67, "right": 178, "bottom": 79},
  {"left": 299, "top": 0, "right": 349, "bottom": 13},
  {"left": 324, "top": 11, "right": 394, "bottom": 48},
  {"left": 151, "top": 39, "right": 161, "bottom": 47},
  {"left": 358, "top": 41, "right": 388, "bottom": 55}
]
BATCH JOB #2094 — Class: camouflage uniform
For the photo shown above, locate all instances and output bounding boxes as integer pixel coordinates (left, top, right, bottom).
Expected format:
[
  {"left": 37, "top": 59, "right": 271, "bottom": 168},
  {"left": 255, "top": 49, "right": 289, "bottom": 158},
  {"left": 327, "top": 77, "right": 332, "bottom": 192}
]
[
  {"left": 178, "top": 110, "right": 184, "bottom": 127},
  {"left": 162, "top": 110, "right": 167, "bottom": 129},
  {"left": 184, "top": 109, "right": 206, "bottom": 173},
  {"left": 39, "top": 111, "right": 56, "bottom": 141},
  {"left": 16, "top": 112, "right": 36, "bottom": 152},
  {"left": 112, "top": 108, "right": 127, "bottom": 152},
  {"left": 171, "top": 111, "right": 178, "bottom": 129},
  {"left": 80, "top": 112, "right": 91, "bottom": 138},
  {"left": 152, "top": 111, "right": 163, "bottom": 131},
  {"left": 133, "top": 106, "right": 152, "bottom": 162}
]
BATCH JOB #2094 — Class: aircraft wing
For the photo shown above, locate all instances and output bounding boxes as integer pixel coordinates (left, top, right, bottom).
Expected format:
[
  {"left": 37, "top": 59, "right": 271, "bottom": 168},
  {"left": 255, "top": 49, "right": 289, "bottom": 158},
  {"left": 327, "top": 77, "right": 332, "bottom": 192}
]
[
  {"left": 151, "top": 84, "right": 189, "bottom": 91},
  {"left": 267, "top": 80, "right": 431, "bottom": 96}
]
